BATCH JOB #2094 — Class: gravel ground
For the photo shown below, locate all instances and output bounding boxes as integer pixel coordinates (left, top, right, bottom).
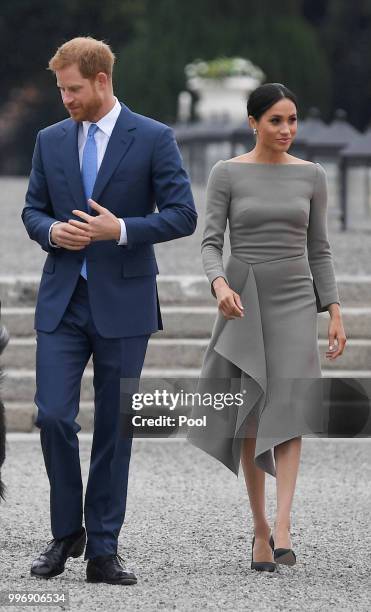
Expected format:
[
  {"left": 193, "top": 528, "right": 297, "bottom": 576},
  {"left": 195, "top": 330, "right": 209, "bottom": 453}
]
[
  {"left": 0, "top": 176, "right": 370, "bottom": 278},
  {"left": 0, "top": 436, "right": 370, "bottom": 612}
]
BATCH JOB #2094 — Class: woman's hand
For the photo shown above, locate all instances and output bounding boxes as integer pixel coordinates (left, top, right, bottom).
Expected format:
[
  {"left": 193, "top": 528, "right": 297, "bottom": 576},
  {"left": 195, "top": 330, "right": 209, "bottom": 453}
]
[
  {"left": 326, "top": 307, "right": 347, "bottom": 360},
  {"left": 212, "top": 277, "right": 244, "bottom": 320}
]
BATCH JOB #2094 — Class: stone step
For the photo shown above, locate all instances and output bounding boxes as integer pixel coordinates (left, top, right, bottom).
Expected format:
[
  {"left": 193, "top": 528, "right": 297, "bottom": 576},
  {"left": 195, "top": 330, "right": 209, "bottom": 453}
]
[
  {"left": 4, "top": 369, "right": 371, "bottom": 432},
  {"left": 2, "top": 367, "right": 200, "bottom": 404},
  {"left": 3, "top": 401, "right": 95, "bottom": 433},
  {"left": 1, "top": 274, "right": 371, "bottom": 307},
  {"left": 2, "top": 337, "right": 371, "bottom": 372},
  {"left": 2, "top": 306, "right": 371, "bottom": 339},
  {"left": 2, "top": 350, "right": 371, "bottom": 405},
  {"left": 0, "top": 276, "right": 214, "bottom": 307}
]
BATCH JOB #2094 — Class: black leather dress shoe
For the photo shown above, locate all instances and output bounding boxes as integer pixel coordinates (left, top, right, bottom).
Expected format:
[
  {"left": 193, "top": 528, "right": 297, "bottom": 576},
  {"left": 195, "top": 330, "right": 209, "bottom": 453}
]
[
  {"left": 86, "top": 553, "right": 137, "bottom": 585},
  {"left": 30, "top": 527, "right": 86, "bottom": 579}
]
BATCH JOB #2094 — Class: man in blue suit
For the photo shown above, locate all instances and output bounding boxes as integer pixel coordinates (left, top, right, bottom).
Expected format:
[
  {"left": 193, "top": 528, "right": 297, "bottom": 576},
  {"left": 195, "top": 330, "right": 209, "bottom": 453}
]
[{"left": 22, "top": 36, "right": 197, "bottom": 585}]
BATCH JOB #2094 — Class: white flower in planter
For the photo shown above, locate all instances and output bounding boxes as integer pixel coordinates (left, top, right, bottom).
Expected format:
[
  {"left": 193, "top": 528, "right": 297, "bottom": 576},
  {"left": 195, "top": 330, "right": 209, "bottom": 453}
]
[{"left": 185, "top": 57, "right": 265, "bottom": 81}]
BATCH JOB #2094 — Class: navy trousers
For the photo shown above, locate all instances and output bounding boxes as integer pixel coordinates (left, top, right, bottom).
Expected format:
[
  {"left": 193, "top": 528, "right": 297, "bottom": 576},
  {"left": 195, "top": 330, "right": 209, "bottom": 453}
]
[{"left": 34, "top": 276, "right": 149, "bottom": 560}]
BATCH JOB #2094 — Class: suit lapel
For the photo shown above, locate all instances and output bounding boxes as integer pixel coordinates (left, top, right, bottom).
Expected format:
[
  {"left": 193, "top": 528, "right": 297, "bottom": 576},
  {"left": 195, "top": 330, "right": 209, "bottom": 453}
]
[
  {"left": 60, "top": 120, "right": 87, "bottom": 211},
  {"left": 92, "top": 103, "right": 137, "bottom": 202},
  {"left": 59, "top": 103, "right": 137, "bottom": 210}
]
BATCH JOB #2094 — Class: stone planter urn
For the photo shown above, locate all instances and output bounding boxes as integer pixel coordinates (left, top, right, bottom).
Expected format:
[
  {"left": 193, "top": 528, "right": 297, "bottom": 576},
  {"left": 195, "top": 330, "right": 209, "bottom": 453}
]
[{"left": 185, "top": 58, "right": 265, "bottom": 123}]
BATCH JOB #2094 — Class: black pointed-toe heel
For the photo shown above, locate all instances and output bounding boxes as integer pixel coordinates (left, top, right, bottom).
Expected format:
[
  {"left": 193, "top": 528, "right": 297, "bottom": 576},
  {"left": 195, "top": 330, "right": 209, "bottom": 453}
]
[
  {"left": 250, "top": 536, "right": 276, "bottom": 572},
  {"left": 274, "top": 545, "right": 296, "bottom": 566}
]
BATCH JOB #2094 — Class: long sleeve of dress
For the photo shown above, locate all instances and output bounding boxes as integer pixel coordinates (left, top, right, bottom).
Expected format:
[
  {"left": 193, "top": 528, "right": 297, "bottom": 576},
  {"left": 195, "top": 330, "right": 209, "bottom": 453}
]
[
  {"left": 307, "top": 163, "right": 340, "bottom": 312},
  {"left": 201, "top": 161, "right": 230, "bottom": 297}
]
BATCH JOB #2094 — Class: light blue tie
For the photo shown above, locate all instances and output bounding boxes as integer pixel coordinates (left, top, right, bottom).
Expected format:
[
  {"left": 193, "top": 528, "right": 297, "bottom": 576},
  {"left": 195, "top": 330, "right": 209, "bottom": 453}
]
[{"left": 80, "top": 123, "right": 98, "bottom": 279}]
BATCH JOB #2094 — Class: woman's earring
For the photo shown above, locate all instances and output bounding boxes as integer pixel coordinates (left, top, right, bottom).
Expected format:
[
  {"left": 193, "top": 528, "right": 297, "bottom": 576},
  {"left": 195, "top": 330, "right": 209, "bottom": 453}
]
[{"left": 253, "top": 128, "right": 257, "bottom": 136}]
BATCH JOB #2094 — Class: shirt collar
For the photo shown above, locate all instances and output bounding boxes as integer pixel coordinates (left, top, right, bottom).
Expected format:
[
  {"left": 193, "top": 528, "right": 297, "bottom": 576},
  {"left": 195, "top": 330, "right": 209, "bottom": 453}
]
[{"left": 81, "top": 97, "right": 121, "bottom": 139}]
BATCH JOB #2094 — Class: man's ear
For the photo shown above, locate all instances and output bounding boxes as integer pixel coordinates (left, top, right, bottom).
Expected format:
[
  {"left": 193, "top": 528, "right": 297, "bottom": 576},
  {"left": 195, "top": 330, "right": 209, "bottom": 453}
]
[{"left": 95, "top": 72, "right": 108, "bottom": 89}]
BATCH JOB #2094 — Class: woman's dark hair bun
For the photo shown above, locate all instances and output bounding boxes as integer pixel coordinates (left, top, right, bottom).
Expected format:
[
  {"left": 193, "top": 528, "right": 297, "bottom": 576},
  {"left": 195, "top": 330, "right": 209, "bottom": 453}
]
[{"left": 247, "top": 83, "right": 298, "bottom": 120}]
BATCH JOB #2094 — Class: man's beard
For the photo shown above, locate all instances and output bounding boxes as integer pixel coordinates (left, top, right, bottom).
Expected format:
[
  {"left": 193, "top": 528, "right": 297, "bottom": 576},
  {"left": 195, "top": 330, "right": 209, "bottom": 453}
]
[{"left": 68, "top": 95, "right": 101, "bottom": 122}]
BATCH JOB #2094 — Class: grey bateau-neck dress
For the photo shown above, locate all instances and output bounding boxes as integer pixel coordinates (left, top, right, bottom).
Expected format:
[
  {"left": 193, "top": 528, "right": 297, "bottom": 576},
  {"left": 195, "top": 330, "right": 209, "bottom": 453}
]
[{"left": 187, "top": 160, "right": 340, "bottom": 478}]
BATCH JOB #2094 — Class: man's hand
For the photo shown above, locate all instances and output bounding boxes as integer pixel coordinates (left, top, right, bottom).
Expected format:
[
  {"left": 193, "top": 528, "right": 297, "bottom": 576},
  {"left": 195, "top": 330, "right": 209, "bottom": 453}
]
[
  {"left": 51, "top": 222, "right": 91, "bottom": 250},
  {"left": 68, "top": 199, "right": 121, "bottom": 242}
]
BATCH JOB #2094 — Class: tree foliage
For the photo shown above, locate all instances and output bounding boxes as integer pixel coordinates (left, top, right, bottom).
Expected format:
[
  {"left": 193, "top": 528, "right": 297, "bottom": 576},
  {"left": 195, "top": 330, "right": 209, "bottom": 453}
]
[
  {"left": 116, "top": 0, "right": 330, "bottom": 122},
  {"left": 320, "top": 0, "right": 371, "bottom": 130},
  {"left": 0, "top": 0, "right": 144, "bottom": 171},
  {"left": 0, "top": 0, "right": 370, "bottom": 173}
]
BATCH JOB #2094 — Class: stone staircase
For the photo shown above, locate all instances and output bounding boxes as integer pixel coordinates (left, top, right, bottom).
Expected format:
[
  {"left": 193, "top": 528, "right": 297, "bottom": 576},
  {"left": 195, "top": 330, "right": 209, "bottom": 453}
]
[{"left": 1, "top": 275, "right": 371, "bottom": 432}]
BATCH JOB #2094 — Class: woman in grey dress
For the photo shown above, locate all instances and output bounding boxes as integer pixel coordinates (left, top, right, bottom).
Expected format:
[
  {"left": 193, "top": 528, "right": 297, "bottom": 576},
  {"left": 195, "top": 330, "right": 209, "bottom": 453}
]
[{"left": 187, "top": 83, "right": 347, "bottom": 572}]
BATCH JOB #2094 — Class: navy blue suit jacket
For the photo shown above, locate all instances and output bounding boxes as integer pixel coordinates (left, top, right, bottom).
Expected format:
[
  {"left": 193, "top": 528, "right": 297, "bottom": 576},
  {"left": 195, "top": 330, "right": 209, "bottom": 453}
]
[{"left": 22, "top": 103, "right": 197, "bottom": 338}]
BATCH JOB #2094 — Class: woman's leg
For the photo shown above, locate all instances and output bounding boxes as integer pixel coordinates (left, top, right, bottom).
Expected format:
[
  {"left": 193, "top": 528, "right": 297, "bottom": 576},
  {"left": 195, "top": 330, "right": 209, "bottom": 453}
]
[
  {"left": 241, "top": 436, "right": 274, "bottom": 562},
  {"left": 273, "top": 436, "right": 302, "bottom": 548}
]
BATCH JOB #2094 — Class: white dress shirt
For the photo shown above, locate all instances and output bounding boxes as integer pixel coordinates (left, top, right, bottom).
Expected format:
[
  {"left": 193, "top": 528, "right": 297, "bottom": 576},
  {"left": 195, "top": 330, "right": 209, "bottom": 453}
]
[{"left": 49, "top": 96, "right": 127, "bottom": 246}]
